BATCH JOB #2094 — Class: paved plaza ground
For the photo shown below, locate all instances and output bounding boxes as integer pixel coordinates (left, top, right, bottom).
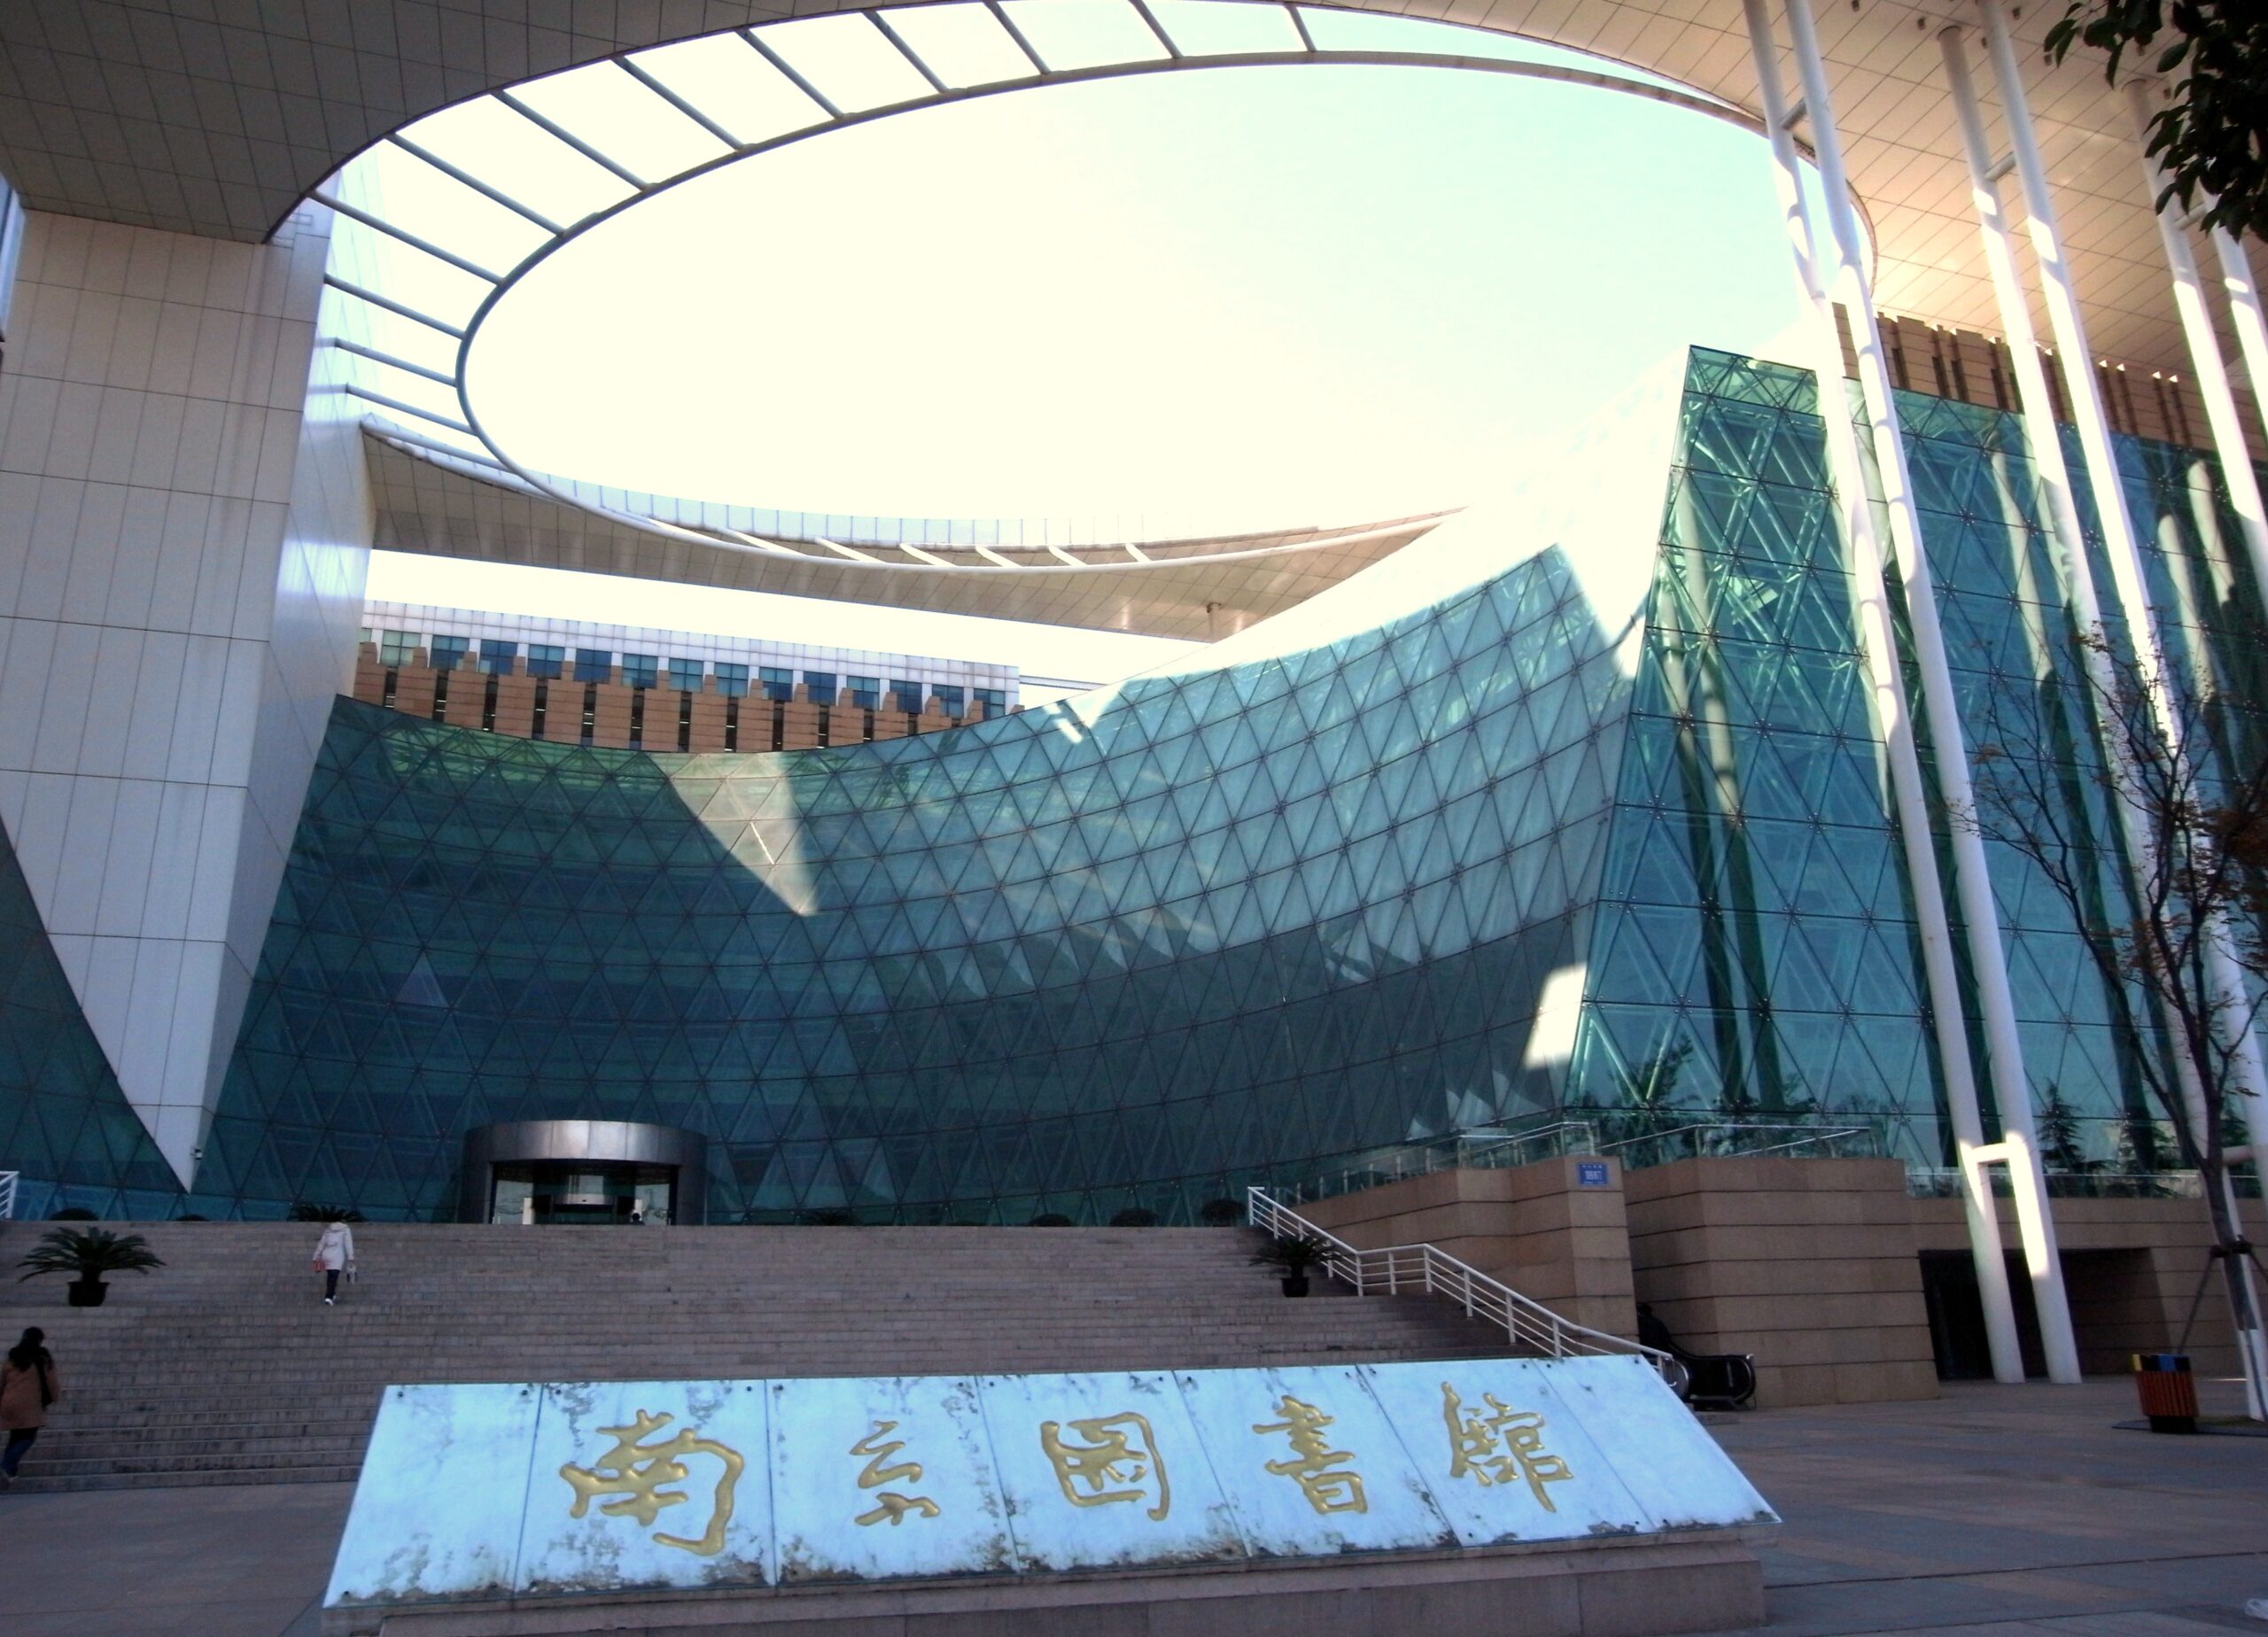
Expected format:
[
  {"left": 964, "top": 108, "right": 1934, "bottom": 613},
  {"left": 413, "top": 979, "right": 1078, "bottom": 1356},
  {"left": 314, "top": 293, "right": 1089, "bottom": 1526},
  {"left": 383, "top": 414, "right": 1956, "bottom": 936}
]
[{"left": 0, "top": 1378, "right": 2258, "bottom": 1637}]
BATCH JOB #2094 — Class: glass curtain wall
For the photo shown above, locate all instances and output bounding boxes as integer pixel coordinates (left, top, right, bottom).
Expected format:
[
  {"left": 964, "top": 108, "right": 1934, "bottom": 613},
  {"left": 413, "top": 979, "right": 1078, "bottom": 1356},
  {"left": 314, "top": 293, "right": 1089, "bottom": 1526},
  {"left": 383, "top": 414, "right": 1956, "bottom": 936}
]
[{"left": 166, "top": 347, "right": 2268, "bottom": 1220}]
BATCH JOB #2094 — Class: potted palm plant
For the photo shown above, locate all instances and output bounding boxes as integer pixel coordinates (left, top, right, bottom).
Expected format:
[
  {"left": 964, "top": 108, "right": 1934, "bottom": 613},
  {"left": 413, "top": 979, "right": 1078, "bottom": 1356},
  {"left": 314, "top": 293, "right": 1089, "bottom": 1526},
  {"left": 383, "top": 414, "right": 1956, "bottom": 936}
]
[
  {"left": 1250, "top": 1233, "right": 1331, "bottom": 1298},
  {"left": 17, "top": 1226, "right": 166, "bottom": 1307}
]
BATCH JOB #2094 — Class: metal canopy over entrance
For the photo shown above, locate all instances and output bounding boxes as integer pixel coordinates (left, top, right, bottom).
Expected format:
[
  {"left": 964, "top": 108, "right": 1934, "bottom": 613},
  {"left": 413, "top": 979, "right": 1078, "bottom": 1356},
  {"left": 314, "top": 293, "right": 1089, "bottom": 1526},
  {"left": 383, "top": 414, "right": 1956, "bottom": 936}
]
[{"left": 460, "top": 1120, "right": 708, "bottom": 1226}]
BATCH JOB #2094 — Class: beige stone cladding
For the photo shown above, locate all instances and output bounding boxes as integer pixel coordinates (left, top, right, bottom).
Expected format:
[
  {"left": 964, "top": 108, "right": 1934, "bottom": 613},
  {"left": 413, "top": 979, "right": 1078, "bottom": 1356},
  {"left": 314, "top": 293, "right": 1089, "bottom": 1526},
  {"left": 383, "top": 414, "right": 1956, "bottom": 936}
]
[
  {"left": 1908, "top": 1190, "right": 2268, "bottom": 1378},
  {"left": 587, "top": 683, "right": 633, "bottom": 749},
  {"left": 345, "top": 648, "right": 1014, "bottom": 750},
  {"left": 780, "top": 698, "right": 822, "bottom": 747},
  {"left": 489, "top": 672, "right": 537, "bottom": 737},
  {"left": 1296, "top": 1158, "right": 1638, "bottom": 1343},
  {"left": 686, "top": 689, "right": 729, "bottom": 752},
  {"left": 350, "top": 648, "right": 387, "bottom": 704},
  {"left": 388, "top": 664, "right": 437, "bottom": 723},
  {"left": 1623, "top": 1156, "right": 1938, "bottom": 1409}
]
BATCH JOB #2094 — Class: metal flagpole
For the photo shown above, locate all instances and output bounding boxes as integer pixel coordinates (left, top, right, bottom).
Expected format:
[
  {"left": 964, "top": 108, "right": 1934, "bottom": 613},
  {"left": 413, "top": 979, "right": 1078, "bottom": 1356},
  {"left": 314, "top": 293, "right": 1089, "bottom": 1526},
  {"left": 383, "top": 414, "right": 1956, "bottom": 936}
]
[{"left": 1742, "top": 0, "right": 2026, "bottom": 1385}]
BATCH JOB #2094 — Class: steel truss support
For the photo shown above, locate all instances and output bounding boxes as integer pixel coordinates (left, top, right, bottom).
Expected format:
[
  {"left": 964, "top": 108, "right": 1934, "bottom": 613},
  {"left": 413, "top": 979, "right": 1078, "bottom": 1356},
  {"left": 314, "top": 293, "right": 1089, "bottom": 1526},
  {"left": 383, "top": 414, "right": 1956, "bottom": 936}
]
[
  {"left": 1745, "top": 0, "right": 2043, "bottom": 1386},
  {"left": 1974, "top": 0, "right": 2265, "bottom": 1414}
]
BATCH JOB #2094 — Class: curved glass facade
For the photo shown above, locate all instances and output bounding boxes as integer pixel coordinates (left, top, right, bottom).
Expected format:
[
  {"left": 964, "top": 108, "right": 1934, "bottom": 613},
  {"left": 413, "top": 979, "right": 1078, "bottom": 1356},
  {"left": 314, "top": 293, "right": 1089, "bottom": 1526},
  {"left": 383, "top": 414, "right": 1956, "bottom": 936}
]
[
  {"left": 6, "top": 345, "right": 2237, "bottom": 1220},
  {"left": 195, "top": 517, "right": 1635, "bottom": 1221}
]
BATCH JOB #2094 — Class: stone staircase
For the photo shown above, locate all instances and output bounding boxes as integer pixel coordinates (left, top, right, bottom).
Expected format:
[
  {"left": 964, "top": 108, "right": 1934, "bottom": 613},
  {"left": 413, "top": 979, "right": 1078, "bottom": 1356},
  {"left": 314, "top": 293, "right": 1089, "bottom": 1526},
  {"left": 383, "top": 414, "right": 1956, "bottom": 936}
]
[{"left": 0, "top": 1222, "right": 1512, "bottom": 1493}]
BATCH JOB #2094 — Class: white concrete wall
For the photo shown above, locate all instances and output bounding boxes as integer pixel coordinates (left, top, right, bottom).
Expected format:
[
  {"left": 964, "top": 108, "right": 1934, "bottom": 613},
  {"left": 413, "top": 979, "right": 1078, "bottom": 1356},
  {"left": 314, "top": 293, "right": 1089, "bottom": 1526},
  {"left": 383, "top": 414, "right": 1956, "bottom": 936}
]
[{"left": 0, "top": 204, "right": 371, "bottom": 1185}]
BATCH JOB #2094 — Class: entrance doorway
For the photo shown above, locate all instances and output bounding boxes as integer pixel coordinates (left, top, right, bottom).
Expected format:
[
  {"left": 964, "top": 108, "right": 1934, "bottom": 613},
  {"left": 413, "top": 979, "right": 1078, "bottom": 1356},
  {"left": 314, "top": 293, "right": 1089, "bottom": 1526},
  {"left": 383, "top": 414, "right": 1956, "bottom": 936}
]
[
  {"left": 457, "top": 1120, "right": 708, "bottom": 1224},
  {"left": 1919, "top": 1250, "right": 2047, "bottom": 1379},
  {"left": 489, "top": 1161, "right": 676, "bottom": 1225}
]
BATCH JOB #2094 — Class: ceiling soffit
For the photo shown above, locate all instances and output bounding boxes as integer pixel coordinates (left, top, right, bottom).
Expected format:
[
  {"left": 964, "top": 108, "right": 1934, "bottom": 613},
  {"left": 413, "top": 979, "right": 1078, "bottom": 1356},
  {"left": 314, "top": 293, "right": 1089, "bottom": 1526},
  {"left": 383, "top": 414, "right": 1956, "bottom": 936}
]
[{"left": 0, "top": 1, "right": 2223, "bottom": 377}]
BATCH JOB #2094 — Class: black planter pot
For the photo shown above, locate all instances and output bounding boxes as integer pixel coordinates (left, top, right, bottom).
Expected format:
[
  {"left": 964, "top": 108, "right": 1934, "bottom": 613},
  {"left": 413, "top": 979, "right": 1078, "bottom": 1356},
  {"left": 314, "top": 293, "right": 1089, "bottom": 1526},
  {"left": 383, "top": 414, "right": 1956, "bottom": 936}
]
[
  {"left": 1281, "top": 1275, "right": 1310, "bottom": 1298},
  {"left": 66, "top": 1276, "right": 107, "bottom": 1307}
]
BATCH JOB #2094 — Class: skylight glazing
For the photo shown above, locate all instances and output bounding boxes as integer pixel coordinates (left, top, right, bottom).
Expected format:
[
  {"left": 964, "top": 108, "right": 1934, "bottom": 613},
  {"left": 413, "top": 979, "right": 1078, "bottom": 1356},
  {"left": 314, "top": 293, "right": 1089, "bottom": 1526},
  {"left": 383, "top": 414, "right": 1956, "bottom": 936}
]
[{"left": 315, "top": 0, "right": 1759, "bottom": 568}]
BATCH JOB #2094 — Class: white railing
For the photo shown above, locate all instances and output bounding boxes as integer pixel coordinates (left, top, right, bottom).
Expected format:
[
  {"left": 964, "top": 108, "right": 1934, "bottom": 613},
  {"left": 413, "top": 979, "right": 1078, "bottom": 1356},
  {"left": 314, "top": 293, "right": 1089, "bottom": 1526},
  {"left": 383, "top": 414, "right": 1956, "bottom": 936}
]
[
  {"left": 0, "top": 1172, "right": 17, "bottom": 1221},
  {"left": 1246, "top": 1186, "right": 1684, "bottom": 1392}
]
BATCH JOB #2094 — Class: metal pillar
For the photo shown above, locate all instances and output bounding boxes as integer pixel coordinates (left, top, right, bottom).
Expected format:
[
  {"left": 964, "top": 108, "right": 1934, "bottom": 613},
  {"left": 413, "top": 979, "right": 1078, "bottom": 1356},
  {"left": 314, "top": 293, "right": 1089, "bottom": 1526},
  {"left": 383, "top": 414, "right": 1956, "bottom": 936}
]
[
  {"left": 1742, "top": 0, "right": 2026, "bottom": 1385},
  {"left": 2210, "top": 229, "right": 2268, "bottom": 454},
  {"left": 1946, "top": 26, "right": 2264, "bottom": 1400},
  {"left": 1979, "top": 0, "right": 2268, "bottom": 1415},
  {"left": 2129, "top": 82, "right": 2268, "bottom": 600},
  {"left": 1785, "top": 0, "right": 2082, "bottom": 1384},
  {"left": 1938, "top": 31, "right": 2092, "bottom": 625}
]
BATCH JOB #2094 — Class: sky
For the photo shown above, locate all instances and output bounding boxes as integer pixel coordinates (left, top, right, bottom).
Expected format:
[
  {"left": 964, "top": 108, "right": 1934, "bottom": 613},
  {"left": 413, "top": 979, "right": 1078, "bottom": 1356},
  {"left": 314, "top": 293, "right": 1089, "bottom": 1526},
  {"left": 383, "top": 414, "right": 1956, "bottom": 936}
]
[{"left": 363, "top": 4, "right": 1814, "bottom": 688}]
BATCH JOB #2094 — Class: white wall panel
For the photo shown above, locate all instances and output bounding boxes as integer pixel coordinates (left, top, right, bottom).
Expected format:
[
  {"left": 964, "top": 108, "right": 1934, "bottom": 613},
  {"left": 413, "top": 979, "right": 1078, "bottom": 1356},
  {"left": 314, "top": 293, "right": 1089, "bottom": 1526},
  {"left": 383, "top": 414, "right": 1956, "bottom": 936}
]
[{"left": 0, "top": 203, "right": 370, "bottom": 1186}]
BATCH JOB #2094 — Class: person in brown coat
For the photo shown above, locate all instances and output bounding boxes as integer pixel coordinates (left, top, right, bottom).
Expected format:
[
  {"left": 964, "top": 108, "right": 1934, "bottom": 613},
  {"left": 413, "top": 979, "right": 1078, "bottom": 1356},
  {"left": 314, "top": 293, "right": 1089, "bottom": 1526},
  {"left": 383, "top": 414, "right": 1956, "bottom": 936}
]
[{"left": 1, "top": 1326, "right": 61, "bottom": 1486}]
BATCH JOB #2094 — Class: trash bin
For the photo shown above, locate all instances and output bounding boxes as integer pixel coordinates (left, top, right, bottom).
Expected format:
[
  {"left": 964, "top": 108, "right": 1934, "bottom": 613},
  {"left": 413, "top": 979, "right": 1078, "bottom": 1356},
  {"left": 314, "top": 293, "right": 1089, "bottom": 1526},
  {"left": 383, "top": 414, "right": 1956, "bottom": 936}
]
[{"left": 2132, "top": 1353, "right": 2198, "bottom": 1433}]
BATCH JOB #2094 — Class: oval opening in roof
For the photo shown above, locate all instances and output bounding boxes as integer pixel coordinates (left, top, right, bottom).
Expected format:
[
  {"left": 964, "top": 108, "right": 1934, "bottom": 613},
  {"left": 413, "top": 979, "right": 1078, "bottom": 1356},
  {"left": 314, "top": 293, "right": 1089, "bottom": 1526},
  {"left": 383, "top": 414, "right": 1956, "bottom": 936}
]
[{"left": 414, "top": 3, "right": 1812, "bottom": 544}]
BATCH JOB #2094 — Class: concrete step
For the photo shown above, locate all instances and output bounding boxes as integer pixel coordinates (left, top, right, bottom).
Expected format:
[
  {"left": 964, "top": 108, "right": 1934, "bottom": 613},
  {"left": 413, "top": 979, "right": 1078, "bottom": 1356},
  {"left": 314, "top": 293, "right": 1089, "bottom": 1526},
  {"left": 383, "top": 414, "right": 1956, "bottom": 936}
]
[{"left": 0, "top": 1222, "right": 1527, "bottom": 1493}]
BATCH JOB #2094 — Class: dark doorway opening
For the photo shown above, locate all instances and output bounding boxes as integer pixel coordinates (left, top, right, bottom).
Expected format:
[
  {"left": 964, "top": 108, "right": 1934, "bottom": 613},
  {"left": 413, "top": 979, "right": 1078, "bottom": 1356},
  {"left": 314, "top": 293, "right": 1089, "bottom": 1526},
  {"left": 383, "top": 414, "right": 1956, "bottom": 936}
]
[
  {"left": 1919, "top": 1249, "right": 2047, "bottom": 1379},
  {"left": 489, "top": 1161, "right": 677, "bottom": 1225}
]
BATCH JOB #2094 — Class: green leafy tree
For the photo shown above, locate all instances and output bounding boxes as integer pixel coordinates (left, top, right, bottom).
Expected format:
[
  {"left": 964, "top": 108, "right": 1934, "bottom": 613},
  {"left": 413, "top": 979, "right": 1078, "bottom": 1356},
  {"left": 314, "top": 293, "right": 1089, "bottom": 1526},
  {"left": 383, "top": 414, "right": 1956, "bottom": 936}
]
[{"left": 2046, "top": 3, "right": 2268, "bottom": 239}]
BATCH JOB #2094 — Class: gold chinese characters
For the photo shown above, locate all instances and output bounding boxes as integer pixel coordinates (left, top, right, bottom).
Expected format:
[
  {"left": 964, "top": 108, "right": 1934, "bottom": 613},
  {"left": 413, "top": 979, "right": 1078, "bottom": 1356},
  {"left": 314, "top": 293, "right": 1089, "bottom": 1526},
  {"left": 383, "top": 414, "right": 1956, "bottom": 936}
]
[
  {"left": 1440, "top": 1382, "right": 1573, "bottom": 1511},
  {"left": 849, "top": 1419, "right": 942, "bottom": 1527},
  {"left": 1251, "top": 1393, "right": 1368, "bottom": 1515},
  {"left": 560, "top": 1408, "right": 746, "bottom": 1556},
  {"left": 1039, "top": 1412, "right": 1171, "bottom": 1521}
]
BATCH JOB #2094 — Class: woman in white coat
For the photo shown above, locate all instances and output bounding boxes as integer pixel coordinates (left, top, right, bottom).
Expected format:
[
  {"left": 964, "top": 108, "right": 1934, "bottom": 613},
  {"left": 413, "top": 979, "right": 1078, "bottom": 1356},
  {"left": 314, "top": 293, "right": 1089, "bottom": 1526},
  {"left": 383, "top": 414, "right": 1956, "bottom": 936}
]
[{"left": 312, "top": 1220, "right": 356, "bottom": 1306}]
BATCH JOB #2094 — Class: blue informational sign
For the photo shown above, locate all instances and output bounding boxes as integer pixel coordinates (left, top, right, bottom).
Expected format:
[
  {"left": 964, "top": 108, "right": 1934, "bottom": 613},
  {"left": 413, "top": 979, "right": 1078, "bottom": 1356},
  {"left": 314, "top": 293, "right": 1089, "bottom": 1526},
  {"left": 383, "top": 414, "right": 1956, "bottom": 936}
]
[
  {"left": 1576, "top": 1160, "right": 1612, "bottom": 1188},
  {"left": 325, "top": 1355, "right": 1774, "bottom": 1614}
]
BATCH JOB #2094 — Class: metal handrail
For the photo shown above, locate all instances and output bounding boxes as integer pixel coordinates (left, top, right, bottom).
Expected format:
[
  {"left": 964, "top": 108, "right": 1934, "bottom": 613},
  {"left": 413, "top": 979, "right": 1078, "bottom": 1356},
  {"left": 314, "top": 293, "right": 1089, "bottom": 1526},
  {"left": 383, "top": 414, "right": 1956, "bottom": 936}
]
[
  {"left": 1246, "top": 1186, "right": 1680, "bottom": 1386},
  {"left": 1596, "top": 1122, "right": 1876, "bottom": 1159},
  {"left": 1282, "top": 1121, "right": 1600, "bottom": 1206},
  {"left": 0, "top": 1172, "right": 17, "bottom": 1221}
]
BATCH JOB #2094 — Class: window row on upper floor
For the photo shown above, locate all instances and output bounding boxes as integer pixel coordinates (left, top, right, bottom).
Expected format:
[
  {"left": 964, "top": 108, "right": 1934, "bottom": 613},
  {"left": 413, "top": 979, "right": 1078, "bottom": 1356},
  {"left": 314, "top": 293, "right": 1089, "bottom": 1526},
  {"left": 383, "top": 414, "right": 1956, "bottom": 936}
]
[{"left": 362, "top": 631, "right": 1007, "bottom": 717}]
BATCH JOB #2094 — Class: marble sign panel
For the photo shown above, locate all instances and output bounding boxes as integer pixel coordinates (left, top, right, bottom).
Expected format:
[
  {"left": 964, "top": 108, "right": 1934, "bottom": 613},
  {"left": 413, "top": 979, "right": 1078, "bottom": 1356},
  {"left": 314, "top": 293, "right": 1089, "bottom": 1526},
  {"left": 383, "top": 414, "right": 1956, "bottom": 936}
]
[
  {"left": 770, "top": 1374, "right": 1018, "bottom": 1583},
  {"left": 1359, "top": 1358, "right": 1653, "bottom": 1547},
  {"left": 516, "top": 1378, "right": 773, "bottom": 1594},
  {"left": 326, "top": 1382, "right": 543, "bottom": 1608},
  {"left": 977, "top": 1369, "right": 1245, "bottom": 1572},
  {"left": 1537, "top": 1355, "right": 1777, "bottom": 1529},
  {"left": 1174, "top": 1363, "right": 1458, "bottom": 1558}
]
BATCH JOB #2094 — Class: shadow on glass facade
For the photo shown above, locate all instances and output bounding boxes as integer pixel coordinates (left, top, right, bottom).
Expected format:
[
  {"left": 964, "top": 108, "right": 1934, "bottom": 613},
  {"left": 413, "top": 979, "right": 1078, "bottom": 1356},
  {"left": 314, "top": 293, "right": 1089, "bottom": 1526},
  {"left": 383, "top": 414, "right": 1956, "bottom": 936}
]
[
  {"left": 5, "top": 345, "right": 2249, "bottom": 1221},
  {"left": 0, "top": 806, "right": 182, "bottom": 1220}
]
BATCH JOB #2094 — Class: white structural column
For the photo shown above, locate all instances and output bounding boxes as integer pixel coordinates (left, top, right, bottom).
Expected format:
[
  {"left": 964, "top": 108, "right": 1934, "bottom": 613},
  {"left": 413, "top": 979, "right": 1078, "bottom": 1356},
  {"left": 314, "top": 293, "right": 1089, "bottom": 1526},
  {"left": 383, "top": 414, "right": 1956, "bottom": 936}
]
[
  {"left": 1938, "top": 31, "right": 2093, "bottom": 619},
  {"left": 1946, "top": 29, "right": 2268, "bottom": 1410},
  {"left": 2210, "top": 230, "right": 2268, "bottom": 459},
  {"left": 1741, "top": 0, "right": 2027, "bottom": 1384},
  {"left": 1782, "top": 0, "right": 2082, "bottom": 1383},
  {"left": 0, "top": 206, "right": 372, "bottom": 1186},
  {"left": 2128, "top": 84, "right": 2268, "bottom": 600},
  {"left": 1978, "top": 0, "right": 2267, "bottom": 1416}
]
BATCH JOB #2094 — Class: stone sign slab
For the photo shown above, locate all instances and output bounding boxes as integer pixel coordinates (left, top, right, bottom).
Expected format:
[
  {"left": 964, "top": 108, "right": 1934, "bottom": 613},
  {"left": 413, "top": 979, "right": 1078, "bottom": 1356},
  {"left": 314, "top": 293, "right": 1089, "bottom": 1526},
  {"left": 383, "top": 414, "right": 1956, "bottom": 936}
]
[
  {"left": 324, "top": 1354, "right": 1775, "bottom": 1616},
  {"left": 517, "top": 1378, "right": 772, "bottom": 1595},
  {"left": 976, "top": 1368, "right": 1245, "bottom": 1572},
  {"left": 1174, "top": 1362, "right": 1457, "bottom": 1558},
  {"left": 770, "top": 1374, "right": 1015, "bottom": 1583},
  {"left": 328, "top": 1383, "right": 542, "bottom": 1607}
]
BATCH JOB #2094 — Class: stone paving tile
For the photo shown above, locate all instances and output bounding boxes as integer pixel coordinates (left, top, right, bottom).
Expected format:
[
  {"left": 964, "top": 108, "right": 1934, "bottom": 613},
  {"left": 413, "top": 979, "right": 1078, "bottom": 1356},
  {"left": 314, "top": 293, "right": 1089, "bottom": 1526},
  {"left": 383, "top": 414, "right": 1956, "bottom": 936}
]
[
  {"left": 1718, "top": 1377, "right": 2268, "bottom": 1637},
  {"left": 0, "top": 1478, "right": 350, "bottom": 1636}
]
